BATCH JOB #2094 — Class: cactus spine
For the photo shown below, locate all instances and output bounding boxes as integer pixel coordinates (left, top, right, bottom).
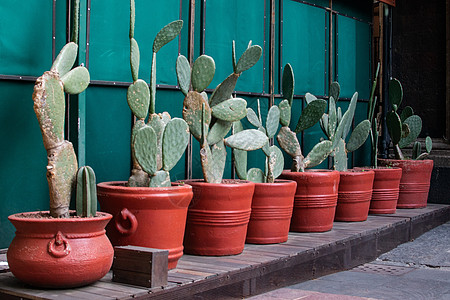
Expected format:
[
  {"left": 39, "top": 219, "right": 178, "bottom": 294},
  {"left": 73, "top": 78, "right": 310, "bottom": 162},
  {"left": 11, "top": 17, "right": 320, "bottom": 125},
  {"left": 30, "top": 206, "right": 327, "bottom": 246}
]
[
  {"left": 176, "top": 41, "right": 268, "bottom": 183},
  {"left": 127, "top": 0, "right": 189, "bottom": 187},
  {"left": 32, "top": 0, "right": 90, "bottom": 218},
  {"left": 386, "top": 78, "right": 432, "bottom": 160},
  {"left": 313, "top": 82, "right": 371, "bottom": 171},
  {"left": 276, "top": 64, "right": 333, "bottom": 172}
]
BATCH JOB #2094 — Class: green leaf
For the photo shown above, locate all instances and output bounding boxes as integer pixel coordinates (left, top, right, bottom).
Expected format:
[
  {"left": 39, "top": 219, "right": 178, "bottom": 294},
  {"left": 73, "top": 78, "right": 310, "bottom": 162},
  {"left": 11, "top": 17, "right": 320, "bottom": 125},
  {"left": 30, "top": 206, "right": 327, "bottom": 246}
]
[
  {"left": 294, "top": 99, "right": 327, "bottom": 133},
  {"left": 152, "top": 20, "right": 183, "bottom": 53}
]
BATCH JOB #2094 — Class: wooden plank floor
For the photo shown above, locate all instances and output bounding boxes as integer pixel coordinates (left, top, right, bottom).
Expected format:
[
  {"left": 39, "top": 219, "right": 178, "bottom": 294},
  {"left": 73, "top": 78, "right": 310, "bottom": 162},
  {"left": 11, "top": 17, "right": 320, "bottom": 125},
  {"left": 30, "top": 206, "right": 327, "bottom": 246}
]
[{"left": 0, "top": 204, "right": 449, "bottom": 300}]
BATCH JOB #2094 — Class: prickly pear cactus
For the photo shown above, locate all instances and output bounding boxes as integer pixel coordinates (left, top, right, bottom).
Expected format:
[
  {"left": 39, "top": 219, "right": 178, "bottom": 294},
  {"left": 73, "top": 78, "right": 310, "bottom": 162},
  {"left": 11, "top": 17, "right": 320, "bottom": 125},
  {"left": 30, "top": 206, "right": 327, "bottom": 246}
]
[
  {"left": 33, "top": 38, "right": 90, "bottom": 218},
  {"left": 176, "top": 41, "right": 267, "bottom": 183},
  {"left": 367, "top": 63, "right": 380, "bottom": 167},
  {"left": 314, "top": 82, "right": 371, "bottom": 171},
  {"left": 386, "top": 78, "right": 432, "bottom": 160},
  {"left": 276, "top": 64, "right": 332, "bottom": 172},
  {"left": 126, "top": 0, "right": 188, "bottom": 187}
]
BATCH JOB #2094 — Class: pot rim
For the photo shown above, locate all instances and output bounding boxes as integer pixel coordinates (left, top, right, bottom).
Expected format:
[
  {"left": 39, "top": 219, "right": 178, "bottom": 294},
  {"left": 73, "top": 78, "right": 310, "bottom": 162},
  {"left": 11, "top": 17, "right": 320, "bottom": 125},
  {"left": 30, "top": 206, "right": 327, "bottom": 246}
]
[
  {"left": 282, "top": 169, "right": 339, "bottom": 174},
  {"left": 354, "top": 166, "right": 402, "bottom": 171},
  {"left": 339, "top": 169, "right": 375, "bottom": 176},
  {"left": 179, "top": 179, "right": 255, "bottom": 188},
  {"left": 8, "top": 211, "right": 112, "bottom": 223},
  {"left": 97, "top": 181, "right": 192, "bottom": 192}
]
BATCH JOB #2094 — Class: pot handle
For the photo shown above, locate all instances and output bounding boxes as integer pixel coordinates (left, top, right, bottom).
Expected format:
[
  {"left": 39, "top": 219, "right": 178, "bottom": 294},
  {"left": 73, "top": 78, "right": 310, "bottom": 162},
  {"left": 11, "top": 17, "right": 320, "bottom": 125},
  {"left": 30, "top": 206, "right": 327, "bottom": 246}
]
[
  {"left": 48, "top": 231, "right": 71, "bottom": 258},
  {"left": 115, "top": 208, "right": 138, "bottom": 236}
]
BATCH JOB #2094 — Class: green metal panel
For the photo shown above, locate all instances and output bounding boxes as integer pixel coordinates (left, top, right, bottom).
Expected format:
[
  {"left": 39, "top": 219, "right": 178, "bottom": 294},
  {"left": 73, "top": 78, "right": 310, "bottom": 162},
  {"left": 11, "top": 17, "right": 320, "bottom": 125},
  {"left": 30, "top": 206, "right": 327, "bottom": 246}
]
[
  {"left": 89, "top": 0, "right": 183, "bottom": 84},
  {"left": 336, "top": 15, "right": 371, "bottom": 99},
  {"left": 204, "top": 0, "right": 266, "bottom": 93},
  {"left": 282, "top": 1, "right": 327, "bottom": 96},
  {"left": 0, "top": 81, "right": 49, "bottom": 248},
  {"left": 333, "top": 0, "right": 372, "bottom": 23}
]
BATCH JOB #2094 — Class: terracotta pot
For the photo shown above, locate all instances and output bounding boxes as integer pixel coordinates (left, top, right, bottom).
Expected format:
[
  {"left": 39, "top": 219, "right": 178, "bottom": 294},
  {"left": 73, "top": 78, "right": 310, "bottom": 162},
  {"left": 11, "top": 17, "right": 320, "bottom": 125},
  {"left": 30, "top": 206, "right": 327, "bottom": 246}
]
[
  {"left": 280, "top": 170, "right": 340, "bottom": 232},
  {"left": 364, "top": 167, "right": 402, "bottom": 214},
  {"left": 7, "top": 211, "right": 113, "bottom": 288},
  {"left": 182, "top": 179, "right": 255, "bottom": 256},
  {"left": 335, "top": 169, "right": 375, "bottom": 222},
  {"left": 246, "top": 179, "right": 296, "bottom": 244},
  {"left": 97, "top": 181, "right": 192, "bottom": 269},
  {"left": 378, "top": 159, "right": 434, "bottom": 208}
]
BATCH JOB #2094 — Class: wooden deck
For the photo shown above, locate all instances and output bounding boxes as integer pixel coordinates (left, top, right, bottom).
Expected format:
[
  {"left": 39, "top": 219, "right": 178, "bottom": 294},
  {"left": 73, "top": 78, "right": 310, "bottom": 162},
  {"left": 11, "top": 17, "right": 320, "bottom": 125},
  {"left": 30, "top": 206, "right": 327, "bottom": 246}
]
[{"left": 1, "top": 203, "right": 449, "bottom": 300}]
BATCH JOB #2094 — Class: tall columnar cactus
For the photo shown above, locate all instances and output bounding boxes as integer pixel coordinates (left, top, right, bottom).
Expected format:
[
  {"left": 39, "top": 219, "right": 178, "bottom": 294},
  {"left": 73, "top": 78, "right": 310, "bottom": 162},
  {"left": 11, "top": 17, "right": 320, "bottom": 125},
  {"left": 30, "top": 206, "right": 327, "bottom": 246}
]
[
  {"left": 386, "top": 78, "right": 432, "bottom": 160},
  {"left": 367, "top": 63, "right": 380, "bottom": 167},
  {"left": 310, "top": 82, "right": 371, "bottom": 171},
  {"left": 176, "top": 41, "right": 268, "bottom": 183},
  {"left": 76, "top": 166, "right": 97, "bottom": 217},
  {"left": 32, "top": 0, "right": 90, "bottom": 218},
  {"left": 232, "top": 100, "right": 284, "bottom": 183},
  {"left": 276, "top": 64, "right": 333, "bottom": 172},
  {"left": 127, "top": 0, "right": 189, "bottom": 187}
]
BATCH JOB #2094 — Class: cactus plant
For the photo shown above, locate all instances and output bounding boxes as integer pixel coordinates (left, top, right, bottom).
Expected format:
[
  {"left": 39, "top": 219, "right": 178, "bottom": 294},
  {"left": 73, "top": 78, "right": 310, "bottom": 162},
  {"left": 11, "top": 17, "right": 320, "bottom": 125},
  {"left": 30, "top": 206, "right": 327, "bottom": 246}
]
[
  {"left": 276, "top": 64, "right": 333, "bottom": 172},
  {"left": 76, "top": 166, "right": 97, "bottom": 217},
  {"left": 386, "top": 78, "right": 432, "bottom": 160},
  {"left": 367, "top": 62, "right": 380, "bottom": 167},
  {"left": 310, "top": 82, "right": 371, "bottom": 171},
  {"left": 232, "top": 99, "right": 284, "bottom": 183},
  {"left": 126, "top": 1, "right": 189, "bottom": 187},
  {"left": 176, "top": 41, "right": 268, "bottom": 183},
  {"left": 32, "top": 0, "right": 92, "bottom": 218}
]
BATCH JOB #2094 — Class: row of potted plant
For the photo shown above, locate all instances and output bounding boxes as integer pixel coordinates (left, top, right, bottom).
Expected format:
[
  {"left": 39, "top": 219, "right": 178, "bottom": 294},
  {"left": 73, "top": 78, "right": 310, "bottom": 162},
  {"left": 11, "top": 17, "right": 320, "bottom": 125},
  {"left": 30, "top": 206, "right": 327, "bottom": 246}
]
[{"left": 6, "top": 0, "right": 434, "bottom": 289}]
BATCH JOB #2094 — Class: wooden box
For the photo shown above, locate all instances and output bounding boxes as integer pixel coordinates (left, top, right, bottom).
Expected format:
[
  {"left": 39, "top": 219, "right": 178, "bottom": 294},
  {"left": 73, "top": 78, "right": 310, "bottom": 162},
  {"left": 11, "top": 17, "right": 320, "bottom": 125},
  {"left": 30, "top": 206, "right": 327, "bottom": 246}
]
[{"left": 112, "top": 246, "right": 168, "bottom": 288}]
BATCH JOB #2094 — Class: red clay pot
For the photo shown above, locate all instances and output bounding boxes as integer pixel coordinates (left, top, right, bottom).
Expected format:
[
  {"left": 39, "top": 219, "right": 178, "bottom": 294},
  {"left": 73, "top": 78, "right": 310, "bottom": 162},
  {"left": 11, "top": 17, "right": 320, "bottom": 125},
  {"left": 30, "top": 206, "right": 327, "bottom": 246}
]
[
  {"left": 182, "top": 179, "right": 255, "bottom": 256},
  {"left": 280, "top": 170, "right": 340, "bottom": 232},
  {"left": 335, "top": 169, "right": 375, "bottom": 222},
  {"left": 367, "top": 167, "right": 402, "bottom": 214},
  {"left": 378, "top": 159, "right": 434, "bottom": 208},
  {"left": 246, "top": 180, "right": 296, "bottom": 244},
  {"left": 7, "top": 211, "right": 113, "bottom": 288},
  {"left": 97, "top": 181, "right": 192, "bottom": 269}
]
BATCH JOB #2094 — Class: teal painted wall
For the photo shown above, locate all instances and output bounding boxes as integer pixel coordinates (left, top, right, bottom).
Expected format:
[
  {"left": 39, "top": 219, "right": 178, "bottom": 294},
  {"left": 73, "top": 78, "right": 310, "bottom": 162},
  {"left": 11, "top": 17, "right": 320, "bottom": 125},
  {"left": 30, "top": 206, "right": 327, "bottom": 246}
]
[{"left": 0, "top": 0, "right": 372, "bottom": 248}]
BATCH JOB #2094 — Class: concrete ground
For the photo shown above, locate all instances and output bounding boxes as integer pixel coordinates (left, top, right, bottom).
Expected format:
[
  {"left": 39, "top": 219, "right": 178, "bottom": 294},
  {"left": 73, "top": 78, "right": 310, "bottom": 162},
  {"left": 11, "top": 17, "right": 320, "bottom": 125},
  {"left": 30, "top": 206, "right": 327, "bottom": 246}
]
[{"left": 248, "top": 221, "right": 450, "bottom": 300}]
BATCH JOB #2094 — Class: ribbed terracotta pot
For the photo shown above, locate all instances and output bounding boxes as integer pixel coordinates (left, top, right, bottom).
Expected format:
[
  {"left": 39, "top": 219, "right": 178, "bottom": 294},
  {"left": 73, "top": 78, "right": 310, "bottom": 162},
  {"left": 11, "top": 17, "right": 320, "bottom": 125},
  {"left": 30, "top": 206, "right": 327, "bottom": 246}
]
[
  {"left": 246, "top": 179, "right": 296, "bottom": 244},
  {"left": 182, "top": 179, "right": 255, "bottom": 256},
  {"left": 367, "top": 167, "right": 402, "bottom": 214},
  {"left": 280, "top": 170, "right": 340, "bottom": 232},
  {"left": 7, "top": 211, "right": 113, "bottom": 288},
  {"left": 97, "top": 181, "right": 192, "bottom": 269},
  {"left": 335, "top": 169, "right": 375, "bottom": 222},
  {"left": 378, "top": 159, "right": 433, "bottom": 208}
]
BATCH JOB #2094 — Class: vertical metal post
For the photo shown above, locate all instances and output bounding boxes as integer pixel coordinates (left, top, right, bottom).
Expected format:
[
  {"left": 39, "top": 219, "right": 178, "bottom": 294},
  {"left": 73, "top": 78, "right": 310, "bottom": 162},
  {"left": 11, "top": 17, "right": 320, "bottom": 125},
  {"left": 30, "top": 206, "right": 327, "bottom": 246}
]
[
  {"left": 269, "top": 0, "right": 275, "bottom": 108},
  {"left": 381, "top": 4, "right": 392, "bottom": 158},
  {"left": 446, "top": 0, "right": 450, "bottom": 142}
]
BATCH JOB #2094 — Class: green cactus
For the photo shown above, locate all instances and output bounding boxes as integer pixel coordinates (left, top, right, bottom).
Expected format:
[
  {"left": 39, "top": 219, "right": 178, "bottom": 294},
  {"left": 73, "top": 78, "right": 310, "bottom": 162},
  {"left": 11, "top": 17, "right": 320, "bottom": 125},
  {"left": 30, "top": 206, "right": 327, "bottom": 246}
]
[
  {"left": 127, "top": 1, "right": 188, "bottom": 187},
  {"left": 276, "top": 64, "right": 333, "bottom": 172},
  {"left": 315, "top": 82, "right": 371, "bottom": 171},
  {"left": 76, "top": 166, "right": 97, "bottom": 217},
  {"left": 386, "top": 78, "right": 432, "bottom": 160},
  {"left": 177, "top": 41, "right": 267, "bottom": 183},
  {"left": 32, "top": 0, "right": 91, "bottom": 218},
  {"left": 367, "top": 62, "right": 380, "bottom": 167}
]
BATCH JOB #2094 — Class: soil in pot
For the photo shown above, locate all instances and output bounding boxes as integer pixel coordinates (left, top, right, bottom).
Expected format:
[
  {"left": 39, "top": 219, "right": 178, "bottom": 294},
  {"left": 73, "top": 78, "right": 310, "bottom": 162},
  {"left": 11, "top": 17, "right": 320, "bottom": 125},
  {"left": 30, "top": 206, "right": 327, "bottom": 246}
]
[
  {"left": 97, "top": 181, "right": 192, "bottom": 269},
  {"left": 378, "top": 159, "right": 433, "bottom": 209},
  {"left": 7, "top": 211, "right": 113, "bottom": 288},
  {"left": 245, "top": 179, "right": 296, "bottom": 244},
  {"left": 335, "top": 169, "right": 375, "bottom": 222},
  {"left": 280, "top": 170, "right": 340, "bottom": 232},
  {"left": 182, "top": 179, "right": 255, "bottom": 256}
]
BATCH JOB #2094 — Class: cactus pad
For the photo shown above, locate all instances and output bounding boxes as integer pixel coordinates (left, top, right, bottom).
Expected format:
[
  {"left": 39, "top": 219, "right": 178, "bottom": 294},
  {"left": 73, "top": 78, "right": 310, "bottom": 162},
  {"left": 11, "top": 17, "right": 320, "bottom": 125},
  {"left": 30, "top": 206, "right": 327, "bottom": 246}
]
[
  {"left": 130, "top": 38, "right": 140, "bottom": 82},
  {"left": 51, "top": 42, "right": 78, "bottom": 77},
  {"left": 127, "top": 79, "right": 150, "bottom": 119},
  {"left": 330, "top": 81, "right": 340, "bottom": 102},
  {"left": 207, "top": 119, "right": 232, "bottom": 145},
  {"left": 334, "top": 138, "right": 347, "bottom": 171},
  {"left": 389, "top": 78, "right": 403, "bottom": 110},
  {"left": 425, "top": 136, "right": 432, "bottom": 153},
  {"left": 176, "top": 55, "right": 191, "bottom": 96},
  {"left": 412, "top": 141, "right": 421, "bottom": 159},
  {"left": 207, "top": 141, "right": 227, "bottom": 184},
  {"left": 277, "top": 126, "right": 301, "bottom": 157},
  {"left": 191, "top": 55, "right": 215, "bottom": 92},
  {"left": 386, "top": 111, "right": 402, "bottom": 145},
  {"left": 266, "top": 105, "right": 280, "bottom": 139},
  {"left": 304, "top": 92, "right": 317, "bottom": 104},
  {"left": 304, "top": 140, "right": 333, "bottom": 169},
  {"left": 235, "top": 45, "right": 262, "bottom": 74},
  {"left": 211, "top": 98, "right": 247, "bottom": 122},
  {"left": 346, "top": 120, "right": 370, "bottom": 153},
  {"left": 209, "top": 73, "right": 239, "bottom": 107},
  {"left": 149, "top": 170, "right": 171, "bottom": 187},
  {"left": 61, "top": 66, "right": 90, "bottom": 95},
  {"left": 328, "top": 96, "right": 337, "bottom": 137},
  {"left": 282, "top": 63, "right": 294, "bottom": 105},
  {"left": 400, "top": 106, "right": 413, "bottom": 122},
  {"left": 162, "top": 118, "right": 189, "bottom": 171},
  {"left": 133, "top": 126, "right": 158, "bottom": 175},
  {"left": 278, "top": 100, "right": 291, "bottom": 127},
  {"left": 294, "top": 99, "right": 327, "bottom": 133},
  {"left": 399, "top": 115, "right": 422, "bottom": 148},
  {"left": 267, "top": 145, "right": 284, "bottom": 179},
  {"left": 224, "top": 129, "right": 268, "bottom": 151},
  {"left": 129, "top": 0, "right": 135, "bottom": 38},
  {"left": 246, "top": 107, "right": 262, "bottom": 128},
  {"left": 152, "top": 20, "right": 183, "bottom": 53},
  {"left": 247, "top": 168, "right": 265, "bottom": 183},
  {"left": 183, "top": 91, "right": 211, "bottom": 141}
]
